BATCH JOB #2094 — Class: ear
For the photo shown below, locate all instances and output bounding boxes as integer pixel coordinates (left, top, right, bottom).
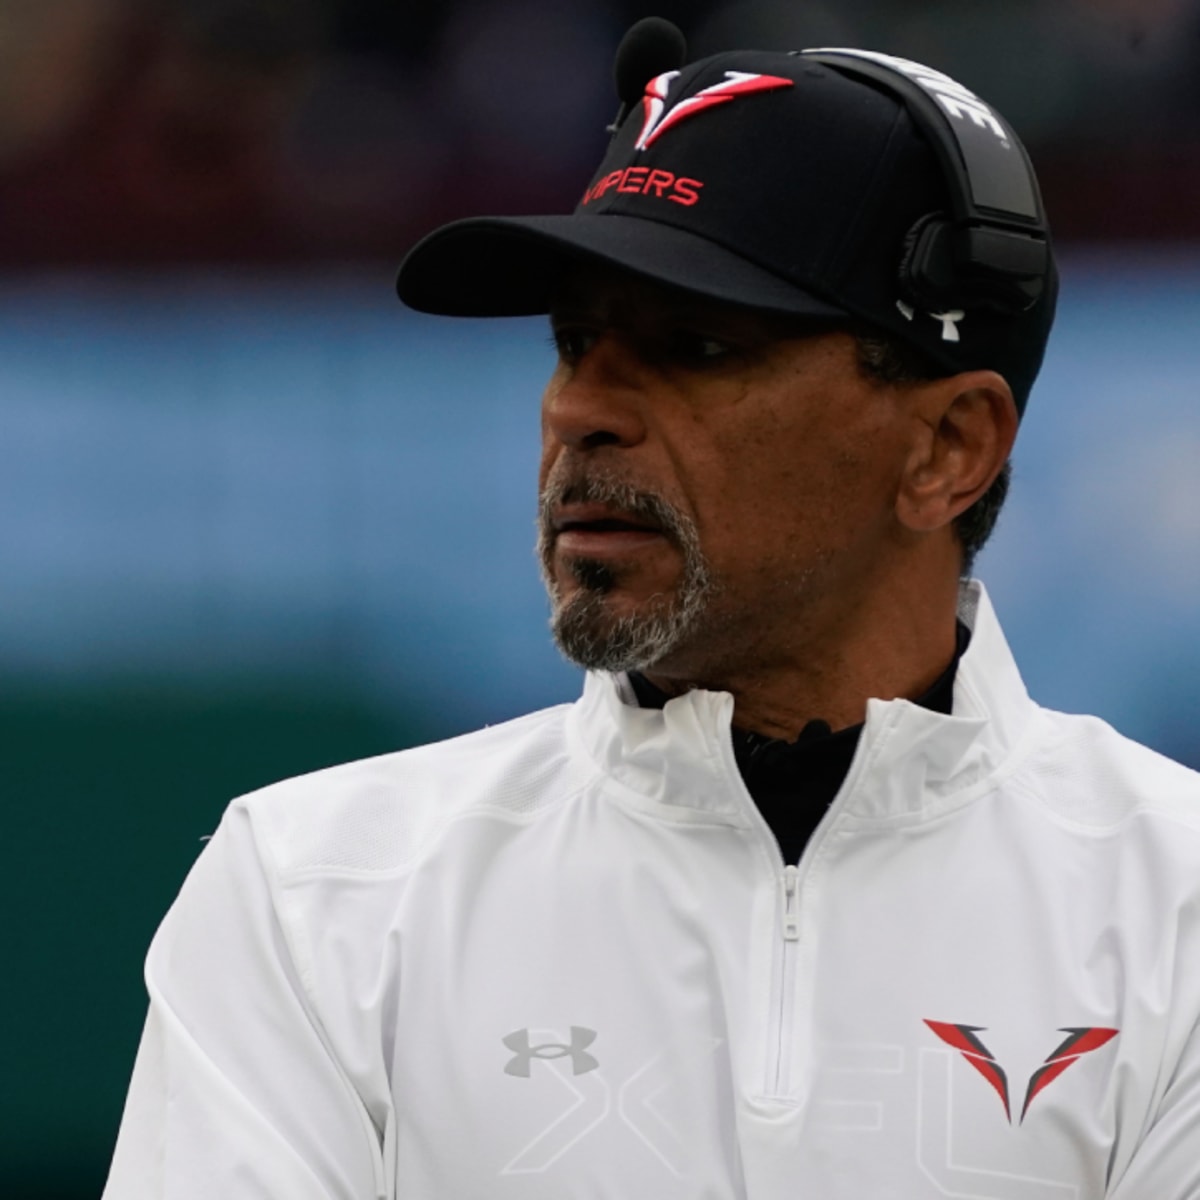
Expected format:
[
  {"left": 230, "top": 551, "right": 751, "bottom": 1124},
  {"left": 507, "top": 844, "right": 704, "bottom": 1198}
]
[{"left": 895, "top": 370, "right": 1018, "bottom": 535}]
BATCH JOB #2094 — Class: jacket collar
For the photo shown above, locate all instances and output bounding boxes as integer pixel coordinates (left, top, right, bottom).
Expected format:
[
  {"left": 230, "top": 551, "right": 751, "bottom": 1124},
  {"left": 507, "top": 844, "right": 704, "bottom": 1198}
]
[{"left": 565, "top": 581, "right": 1036, "bottom": 823}]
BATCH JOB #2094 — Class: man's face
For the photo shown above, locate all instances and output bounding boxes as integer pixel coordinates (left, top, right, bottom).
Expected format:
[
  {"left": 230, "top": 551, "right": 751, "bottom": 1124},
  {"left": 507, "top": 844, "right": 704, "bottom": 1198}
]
[{"left": 537, "top": 265, "right": 916, "bottom": 682}]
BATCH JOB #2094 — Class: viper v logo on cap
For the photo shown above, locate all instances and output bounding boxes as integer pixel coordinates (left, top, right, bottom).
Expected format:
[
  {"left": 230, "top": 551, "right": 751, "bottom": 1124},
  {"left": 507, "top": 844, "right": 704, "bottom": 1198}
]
[
  {"left": 397, "top": 17, "right": 1058, "bottom": 414},
  {"left": 633, "top": 70, "right": 794, "bottom": 150}
]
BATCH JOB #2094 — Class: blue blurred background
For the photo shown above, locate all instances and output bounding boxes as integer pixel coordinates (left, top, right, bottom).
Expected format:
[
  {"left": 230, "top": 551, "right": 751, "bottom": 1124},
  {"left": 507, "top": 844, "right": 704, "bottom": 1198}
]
[{"left": 3, "top": 1, "right": 1200, "bottom": 1196}]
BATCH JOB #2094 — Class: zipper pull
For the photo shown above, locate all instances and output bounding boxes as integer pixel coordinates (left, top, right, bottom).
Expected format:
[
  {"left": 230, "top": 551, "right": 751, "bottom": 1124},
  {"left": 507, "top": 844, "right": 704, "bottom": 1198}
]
[{"left": 781, "top": 864, "right": 800, "bottom": 942}]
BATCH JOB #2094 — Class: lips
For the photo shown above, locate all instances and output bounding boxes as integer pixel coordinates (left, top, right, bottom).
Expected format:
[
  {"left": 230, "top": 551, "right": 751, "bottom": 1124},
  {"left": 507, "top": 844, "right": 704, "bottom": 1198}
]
[
  {"left": 551, "top": 502, "right": 667, "bottom": 556},
  {"left": 552, "top": 503, "right": 663, "bottom": 536}
]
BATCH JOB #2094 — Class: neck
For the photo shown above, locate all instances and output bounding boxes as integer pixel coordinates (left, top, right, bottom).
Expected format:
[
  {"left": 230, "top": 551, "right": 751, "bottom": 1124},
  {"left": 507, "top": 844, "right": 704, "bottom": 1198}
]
[{"left": 641, "top": 571, "right": 963, "bottom": 741}]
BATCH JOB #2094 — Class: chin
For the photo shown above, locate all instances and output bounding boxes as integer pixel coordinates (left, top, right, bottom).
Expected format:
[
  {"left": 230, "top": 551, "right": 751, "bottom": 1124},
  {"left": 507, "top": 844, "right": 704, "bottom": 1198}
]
[{"left": 549, "top": 575, "right": 710, "bottom": 675}]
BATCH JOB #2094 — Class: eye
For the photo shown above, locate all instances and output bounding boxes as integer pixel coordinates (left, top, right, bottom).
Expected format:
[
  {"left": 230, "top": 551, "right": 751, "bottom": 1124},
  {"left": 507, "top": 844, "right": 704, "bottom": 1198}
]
[
  {"left": 548, "top": 325, "right": 597, "bottom": 363},
  {"left": 666, "top": 329, "right": 737, "bottom": 364}
]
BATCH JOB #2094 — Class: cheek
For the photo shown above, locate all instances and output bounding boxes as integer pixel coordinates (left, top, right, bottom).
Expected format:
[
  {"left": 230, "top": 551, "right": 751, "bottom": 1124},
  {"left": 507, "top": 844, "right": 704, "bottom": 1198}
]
[
  {"left": 684, "top": 337, "right": 906, "bottom": 570},
  {"left": 696, "top": 413, "right": 897, "bottom": 569}
]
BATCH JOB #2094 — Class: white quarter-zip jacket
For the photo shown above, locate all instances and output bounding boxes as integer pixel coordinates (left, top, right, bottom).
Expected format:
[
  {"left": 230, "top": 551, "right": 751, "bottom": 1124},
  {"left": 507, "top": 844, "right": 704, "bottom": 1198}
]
[{"left": 104, "top": 583, "right": 1200, "bottom": 1199}]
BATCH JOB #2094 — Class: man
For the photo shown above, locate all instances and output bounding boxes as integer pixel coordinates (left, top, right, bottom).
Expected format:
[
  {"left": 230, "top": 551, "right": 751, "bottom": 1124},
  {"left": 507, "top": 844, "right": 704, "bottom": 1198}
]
[{"left": 105, "top": 24, "right": 1200, "bottom": 1199}]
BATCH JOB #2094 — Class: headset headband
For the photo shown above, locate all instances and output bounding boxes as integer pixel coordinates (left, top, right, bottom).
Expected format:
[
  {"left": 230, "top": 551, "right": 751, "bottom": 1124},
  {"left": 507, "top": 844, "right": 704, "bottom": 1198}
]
[{"left": 799, "top": 49, "right": 1050, "bottom": 312}]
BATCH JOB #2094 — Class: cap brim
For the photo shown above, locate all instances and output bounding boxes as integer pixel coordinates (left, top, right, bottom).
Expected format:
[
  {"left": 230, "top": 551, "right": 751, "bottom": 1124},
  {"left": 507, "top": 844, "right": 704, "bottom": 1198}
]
[{"left": 396, "top": 212, "right": 848, "bottom": 320}]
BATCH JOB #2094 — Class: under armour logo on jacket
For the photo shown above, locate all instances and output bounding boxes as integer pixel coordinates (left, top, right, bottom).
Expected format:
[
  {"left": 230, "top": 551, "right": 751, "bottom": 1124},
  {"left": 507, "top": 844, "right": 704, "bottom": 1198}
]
[
  {"left": 635, "top": 70, "right": 794, "bottom": 150},
  {"left": 925, "top": 1020, "right": 1118, "bottom": 1123},
  {"left": 503, "top": 1026, "right": 599, "bottom": 1077}
]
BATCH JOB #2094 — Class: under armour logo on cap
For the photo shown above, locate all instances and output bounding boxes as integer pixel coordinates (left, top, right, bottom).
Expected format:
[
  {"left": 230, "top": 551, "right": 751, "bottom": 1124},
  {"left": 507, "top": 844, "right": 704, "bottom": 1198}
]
[{"left": 503, "top": 1026, "right": 599, "bottom": 1077}]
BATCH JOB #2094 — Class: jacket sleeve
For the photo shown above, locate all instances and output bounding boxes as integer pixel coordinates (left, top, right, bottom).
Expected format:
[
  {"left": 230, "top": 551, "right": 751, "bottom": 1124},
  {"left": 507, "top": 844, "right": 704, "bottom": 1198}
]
[
  {"left": 102, "top": 804, "right": 388, "bottom": 1200},
  {"left": 1108, "top": 1013, "right": 1200, "bottom": 1198}
]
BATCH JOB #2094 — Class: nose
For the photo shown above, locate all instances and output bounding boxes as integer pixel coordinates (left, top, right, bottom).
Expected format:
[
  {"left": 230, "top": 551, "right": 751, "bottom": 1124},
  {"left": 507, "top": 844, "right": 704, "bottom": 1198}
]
[{"left": 541, "top": 332, "right": 649, "bottom": 452}]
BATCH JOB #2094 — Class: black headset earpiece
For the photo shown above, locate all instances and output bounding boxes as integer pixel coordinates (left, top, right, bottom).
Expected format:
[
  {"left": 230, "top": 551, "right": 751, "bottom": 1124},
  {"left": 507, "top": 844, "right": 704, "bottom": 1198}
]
[
  {"left": 897, "top": 213, "right": 957, "bottom": 312},
  {"left": 798, "top": 49, "right": 1050, "bottom": 316}
]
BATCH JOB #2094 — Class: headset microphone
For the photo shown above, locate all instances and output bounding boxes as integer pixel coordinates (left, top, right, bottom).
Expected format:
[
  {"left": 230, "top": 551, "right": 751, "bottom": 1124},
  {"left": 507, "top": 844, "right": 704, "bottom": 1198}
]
[{"left": 607, "top": 17, "right": 687, "bottom": 133}]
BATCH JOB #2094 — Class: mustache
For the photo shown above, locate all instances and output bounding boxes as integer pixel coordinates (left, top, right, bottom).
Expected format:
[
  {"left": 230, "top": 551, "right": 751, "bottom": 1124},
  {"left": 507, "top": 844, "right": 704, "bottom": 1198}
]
[{"left": 537, "top": 471, "right": 692, "bottom": 547}]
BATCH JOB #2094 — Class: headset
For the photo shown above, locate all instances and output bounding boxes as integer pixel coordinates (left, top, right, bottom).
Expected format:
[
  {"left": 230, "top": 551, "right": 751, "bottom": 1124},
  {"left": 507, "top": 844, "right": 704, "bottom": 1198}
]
[{"left": 796, "top": 49, "right": 1051, "bottom": 316}]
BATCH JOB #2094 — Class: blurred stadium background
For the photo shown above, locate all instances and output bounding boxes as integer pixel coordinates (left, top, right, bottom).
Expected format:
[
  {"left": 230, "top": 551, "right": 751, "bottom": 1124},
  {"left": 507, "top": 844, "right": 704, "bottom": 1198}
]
[{"left": 3, "top": 1, "right": 1200, "bottom": 1195}]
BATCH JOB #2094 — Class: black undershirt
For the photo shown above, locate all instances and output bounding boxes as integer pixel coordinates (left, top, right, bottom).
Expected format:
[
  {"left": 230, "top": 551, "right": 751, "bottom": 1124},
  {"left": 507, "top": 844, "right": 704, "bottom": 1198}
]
[{"left": 628, "top": 622, "right": 970, "bottom": 865}]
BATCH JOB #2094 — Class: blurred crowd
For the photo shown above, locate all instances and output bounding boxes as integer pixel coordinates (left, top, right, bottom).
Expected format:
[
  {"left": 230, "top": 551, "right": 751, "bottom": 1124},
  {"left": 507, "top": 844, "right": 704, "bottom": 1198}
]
[{"left": 3, "top": 0, "right": 1200, "bottom": 266}]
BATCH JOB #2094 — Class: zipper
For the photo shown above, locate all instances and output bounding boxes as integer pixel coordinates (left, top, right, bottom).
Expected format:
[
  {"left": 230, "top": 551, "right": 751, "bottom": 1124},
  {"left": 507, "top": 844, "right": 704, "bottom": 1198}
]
[
  {"left": 781, "top": 864, "right": 801, "bottom": 941},
  {"left": 768, "top": 864, "right": 802, "bottom": 1095},
  {"left": 700, "top": 688, "right": 860, "bottom": 1102}
]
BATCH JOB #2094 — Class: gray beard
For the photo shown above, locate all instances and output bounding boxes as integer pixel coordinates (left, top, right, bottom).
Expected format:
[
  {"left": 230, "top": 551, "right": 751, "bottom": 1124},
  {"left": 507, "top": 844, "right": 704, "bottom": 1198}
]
[{"left": 537, "top": 474, "right": 714, "bottom": 674}]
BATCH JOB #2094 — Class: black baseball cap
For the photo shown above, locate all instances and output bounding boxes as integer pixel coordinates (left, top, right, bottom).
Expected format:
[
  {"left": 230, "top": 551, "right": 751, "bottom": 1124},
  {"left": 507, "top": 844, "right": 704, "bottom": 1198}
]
[{"left": 397, "top": 38, "right": 1057, "bottom": 412}]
